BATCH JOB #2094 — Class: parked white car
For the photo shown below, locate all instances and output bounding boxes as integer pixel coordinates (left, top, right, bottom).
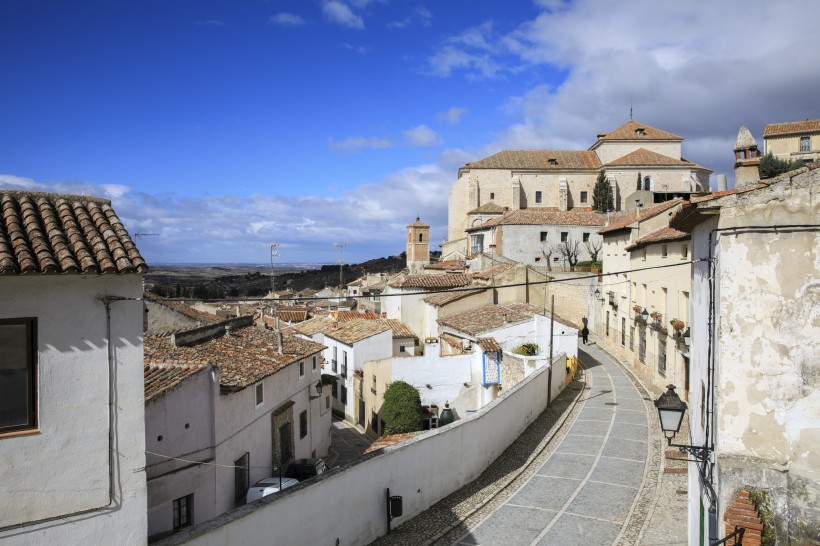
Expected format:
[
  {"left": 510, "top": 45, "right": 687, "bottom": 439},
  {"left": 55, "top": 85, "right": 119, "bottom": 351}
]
[{"left": 245, "top": 476, "right": 299, "bottom": 503}]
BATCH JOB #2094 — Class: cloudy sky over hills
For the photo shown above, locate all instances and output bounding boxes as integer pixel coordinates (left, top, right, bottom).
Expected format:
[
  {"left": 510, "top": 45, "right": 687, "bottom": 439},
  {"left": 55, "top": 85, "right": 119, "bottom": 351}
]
[{"left": 2, "top": 0, "right": 818, "bottom": 263}]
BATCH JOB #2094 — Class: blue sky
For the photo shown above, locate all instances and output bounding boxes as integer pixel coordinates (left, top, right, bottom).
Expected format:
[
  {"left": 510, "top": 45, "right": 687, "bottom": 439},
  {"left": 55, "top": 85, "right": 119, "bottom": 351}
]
[{"left": 2, "top": 0, "right": 819, "bottom": 264}]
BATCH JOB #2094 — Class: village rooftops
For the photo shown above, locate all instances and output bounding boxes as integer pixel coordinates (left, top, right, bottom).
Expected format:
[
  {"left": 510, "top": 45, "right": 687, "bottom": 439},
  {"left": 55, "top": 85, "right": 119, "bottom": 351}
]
[
  {"left": 324, "top": 319, "right": 391, "bottom": 345},
  {"left": 604, "top": 148, "right": 710, "bottom": 171},
  {"left": 379, "top": 318, "right": 418, "bottom": 339},
  {"left": 592, "top": 120, "right": 684, "bottom": 143},
  {"left": 477, "top": 337, "right": 502, "bottom": 353},
  {"left": 437, "top": 303, "right": 545, "bottom": 337},
  {"left": 290, "top": 316, "right": 335, "bottom": 336},
  {"left": 467, "top": 208, "right": 606, "bottom": 232},
  {"left": 461, "top": 150, "right": 601, "bottom": 171},
  {"left": 387, "top": 273, "right": 473, "bottom": 290},
  {"left": 424, "top": 260, "right": 468, "bottom": 271},
  {"left": 423, "top": 285, "right": 488, "bottom": 307},
  {"left": 144, "top": 293, "right": 221, "bottom": 325},
  {"left": 144, "top": 362, "right": 209, "bottom": 402},
  {"left": 144, "top": 325, "right": 325, "bottom": 393},
  {"left": 763, "top": 119, "right": 820, "bottom": 138},
  {"left": 625, "top": 226, "right": 689, "bottom": 252},
  {"left": 597, "top": 199, "right": 683, "bottom": 235},
  {"left": 0, "top": 190, "right": 148, "bottom": 275}
]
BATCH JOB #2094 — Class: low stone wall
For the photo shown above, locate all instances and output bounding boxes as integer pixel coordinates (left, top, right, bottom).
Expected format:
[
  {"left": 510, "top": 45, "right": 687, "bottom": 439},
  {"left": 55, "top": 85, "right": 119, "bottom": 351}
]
[{"left": 158, "top": 357, "right": 565, "bottom": 546}]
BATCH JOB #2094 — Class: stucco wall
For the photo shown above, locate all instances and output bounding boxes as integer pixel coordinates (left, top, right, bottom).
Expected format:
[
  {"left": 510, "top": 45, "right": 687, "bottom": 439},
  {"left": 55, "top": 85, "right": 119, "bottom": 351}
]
[
  {"left": 546, "top": 271, "right": 592, "bottom": 329},
  {"left": 156, "top": 356, "right": 564, "bottom": 546},
  {"left": 0, "top": 275, "right": 147, "bottom": 545},
  {"left": 594, "top": 140, "right": 681, "bottom": 164}
]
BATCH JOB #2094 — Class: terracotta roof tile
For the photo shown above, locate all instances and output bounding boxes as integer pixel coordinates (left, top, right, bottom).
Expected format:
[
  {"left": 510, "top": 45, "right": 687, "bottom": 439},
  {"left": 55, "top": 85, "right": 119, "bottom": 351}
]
[
  {"left": 0, "top": 190, "right": 147, "bottom": 275},
  {"left": 595, "top": 120, "right": 683, "bottom": 142},
  {"left": 144, "top": 326, "right": 325, "bottom": 392},
  {"left": 423, "top": 285, "right": 488, "bottom": 306},
  {"left": 334, "top": 310, "right": 379, "bottom": 321},
  {"left": 325, "top": 319, "right": 391, "bottom": 345},
  {"left": 467, "top": 208, "right": 606, "bottom": 231},
  {"left": 424, "top": 260, "right": 467, "bottom": 271},
  {"left": 597, "top": 199, "right": 683, "bottom": 235},
  {"left": 387, "top": 273, "right": 473, "bottom": 290},
  {"left": 291, "top": 316, "right": 336, "bottom": 336},
  {"left": 438, "top": 303, "right": 543, "bottom": 337},
  {"left": 763, "top": 119, "right": 820, "bottom": 137},
  {"left": 144, "top": 293, "right": 221, "bottom": 324},
  {"left": 378, "top": 319, "right": 417, "bottom": 339},
  {"left": 470, "top": 263, "right": 516, "bottom": 280},
  {"left": 605, "top": 148, "right": 710, "bottom": 170},
  {"left": 625, "top": 227, "right": 689, "bottom": 252},
  {"left": 364, "top": 432, "right": 422, "bottom": 454},
  {"left": 275, "top": 308, "right": 309, "bottom": 323},
  {"left": 467, "top": 202, "right": 509, "bottom": 214},
  {"left": 477, "top": 337, "right": 501, "bottom": 352},
  {"left": 144, "top": 362, "right": 209, "bottom": 402},
  {"left": 464, "top": 150, "right": 601, "bottom": 170}
]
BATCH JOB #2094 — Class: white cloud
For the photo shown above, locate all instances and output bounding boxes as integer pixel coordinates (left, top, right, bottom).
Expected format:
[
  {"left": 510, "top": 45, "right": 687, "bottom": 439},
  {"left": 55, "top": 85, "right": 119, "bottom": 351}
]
[
  {"left": 343, "top": 43, "right": 369, "bottom": 55},
  {"left": 428, "top": 0, "right": 820, "bottom": 185},
  {"left": 436, "top": 107, "right": 467, "bottom": 125},
  {"left": 328, "top": 136, "right": 393, "bottom": 152},
  {"left": 270, "top": 13, "right": 306, "bottom": 27},
  {"left": 322, "top": 1, "right": 365, "bottom": 30},
  {"left": 404, "top": 125, "right": 442, "bottom": 147},
  {"left": 0, "top": 174, "right": 38, "bottom": 189}
]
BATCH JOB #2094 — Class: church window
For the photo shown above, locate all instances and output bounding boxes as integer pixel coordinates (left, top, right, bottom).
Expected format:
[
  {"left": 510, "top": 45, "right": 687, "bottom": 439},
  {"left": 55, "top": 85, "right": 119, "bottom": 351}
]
[
  {"left": 800, "top": 136, "right": 810, "bottom": 152},
  {"left": 419, "top": 233, "right": 423, "bottom": 242},
  {"left": 643, "top": 176, "right": 651, "bottom": 191},
  {"left": 535, "top": 191, "right": 542, "bottom": 204},
  {"left": 580, "top": 191, "right": 588, "bottom": 204}
]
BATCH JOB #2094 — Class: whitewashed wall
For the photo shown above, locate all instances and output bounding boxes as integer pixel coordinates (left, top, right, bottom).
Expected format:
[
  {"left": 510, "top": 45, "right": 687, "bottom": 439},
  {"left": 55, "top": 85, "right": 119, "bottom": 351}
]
[
  {"left": 0, "top": 276, "right": 147, "bottom": 545},
  {"left": 156, "top": 357, "right": 564, "bottom": 546}
]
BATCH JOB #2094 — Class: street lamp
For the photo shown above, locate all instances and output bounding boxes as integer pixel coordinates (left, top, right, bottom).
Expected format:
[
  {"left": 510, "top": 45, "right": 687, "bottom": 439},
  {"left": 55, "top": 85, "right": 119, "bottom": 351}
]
[
  {"left": 654, "top": 385, "right": 713, "bottom": 483},
  {"left": 594, "top": 288, "right": 601, "bottom": 300},
  {"left": 309, "top": 380, "right": 324, "bottom": 400},
  {"left": 640, "top": 308, "right": 649, "bottom": 322}
]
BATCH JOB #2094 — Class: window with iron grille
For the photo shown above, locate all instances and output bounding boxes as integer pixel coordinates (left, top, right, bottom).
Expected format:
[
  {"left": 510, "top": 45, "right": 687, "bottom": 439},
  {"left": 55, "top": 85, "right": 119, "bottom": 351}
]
[
  {"left": 0, "top": 318, "right": 37, "bottom": 434},
  {"left": 639, "top": 328, "right": 646, "bottom": 363},
  {"left": 470, "top": 234, "right": 484, "bottom": 255},
  {"left": 658, "top": 337, "right": 667, "bottom": 377},
  {"left": 173, "top": 494, "right": 193, "bottom": 531},
  {"left": 621, "top": 318, "right": 626, "bottom": 346},
  {"left": 299, "top": 410, "right": 307, "bottom": 438},
  {"left": 234, "top": 453, "right": 249, "bottom": 502}
]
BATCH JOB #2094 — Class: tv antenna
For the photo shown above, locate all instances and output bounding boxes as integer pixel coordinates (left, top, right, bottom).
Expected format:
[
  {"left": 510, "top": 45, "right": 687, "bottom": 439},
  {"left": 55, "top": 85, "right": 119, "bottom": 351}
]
[
  {"left": 134, "top": 232, "right": 159, "bottom": 238},
  {"left": 270, "top": 242, "right": 280, "bottom": 296},
  {"left": 332, "top": 241, "right": 347, "bottom": 296}
]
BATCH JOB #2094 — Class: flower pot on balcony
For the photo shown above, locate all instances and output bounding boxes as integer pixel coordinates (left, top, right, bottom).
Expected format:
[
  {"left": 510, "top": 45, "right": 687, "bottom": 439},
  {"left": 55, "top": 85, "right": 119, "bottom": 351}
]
[{"left": 670, "top": 319, "right": 685, "bottom": 331}]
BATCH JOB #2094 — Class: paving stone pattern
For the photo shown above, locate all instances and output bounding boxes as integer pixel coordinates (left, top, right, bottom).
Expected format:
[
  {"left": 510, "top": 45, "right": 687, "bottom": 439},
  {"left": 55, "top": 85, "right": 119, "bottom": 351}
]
[{"left": 371, "top": 340, "right": 663, "bottom": 546}]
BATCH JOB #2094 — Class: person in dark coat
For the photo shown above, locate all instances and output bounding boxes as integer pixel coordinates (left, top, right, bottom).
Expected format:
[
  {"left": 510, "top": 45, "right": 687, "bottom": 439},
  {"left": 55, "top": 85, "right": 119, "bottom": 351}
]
[{"left": 581, "top": 325, "right": 589, "bottom": 345}]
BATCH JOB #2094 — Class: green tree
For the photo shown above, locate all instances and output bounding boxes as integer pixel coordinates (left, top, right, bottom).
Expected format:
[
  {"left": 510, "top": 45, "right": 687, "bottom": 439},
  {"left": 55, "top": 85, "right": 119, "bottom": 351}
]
[
  {"left": 636, "top": 171, "right": 642, "bottom": 191},
  {"left": 382, "top": 381, "right": 423, "bottom": 435},
  {"left": 592, "top": 171, "right": 613, "bottom": 212},
  {"left": 759, "top": 152, "right": 802, "bottom": 179}
]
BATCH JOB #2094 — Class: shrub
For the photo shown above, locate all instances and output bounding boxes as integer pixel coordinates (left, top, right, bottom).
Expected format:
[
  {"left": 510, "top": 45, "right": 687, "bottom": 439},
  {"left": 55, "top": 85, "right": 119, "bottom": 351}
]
[
  {"left": 382, "top": 381, "right": 423, "bottom": 435},
  {"left": 513, "top": 343, "right": 539, "bottom": 356}
]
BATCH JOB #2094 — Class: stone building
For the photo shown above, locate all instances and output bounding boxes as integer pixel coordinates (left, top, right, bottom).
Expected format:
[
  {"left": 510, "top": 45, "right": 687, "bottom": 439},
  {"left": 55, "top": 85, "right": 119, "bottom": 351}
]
[
  {"left": 733, "top": 125, "right": 761, "bottom": 187},
  {"left": 763, "top": 119, "right": 820, "bottom": 164},
  {"left": 447, "top": 120, "right": 712, "bottom": 250},
  {"left": 406, "top": 216, "right": 430, "bottom": 274}
]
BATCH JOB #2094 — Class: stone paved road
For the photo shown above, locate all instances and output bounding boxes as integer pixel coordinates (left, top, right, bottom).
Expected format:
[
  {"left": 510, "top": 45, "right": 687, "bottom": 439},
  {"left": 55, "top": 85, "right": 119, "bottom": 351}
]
[
  {"left": 447, "top": 344, "right": 650, "bottom": 545},
  {"left": 328, "top": 416, "right": 374, "bottom": 468}
]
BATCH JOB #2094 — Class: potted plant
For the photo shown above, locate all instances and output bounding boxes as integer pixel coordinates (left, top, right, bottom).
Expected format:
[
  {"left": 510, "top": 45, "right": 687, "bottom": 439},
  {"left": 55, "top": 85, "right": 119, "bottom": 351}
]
[
  {"left": 650, "top": 311, "right": 659, "bottom": 320},
  {"left": 659, "top": 326, "right": 668, "bottom": 336},
  {"left": 632, "top": 305, "right": 642, "bottom": 313},
  {"left": 670, "top": 319, "right": 685, "bottom": 331}
]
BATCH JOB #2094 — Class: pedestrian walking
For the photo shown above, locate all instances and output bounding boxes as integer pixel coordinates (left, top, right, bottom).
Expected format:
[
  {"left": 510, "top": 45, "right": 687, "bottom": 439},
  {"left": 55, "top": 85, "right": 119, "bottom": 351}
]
[{"left": 581, "top": 325, "right": 589, "bottom": 345}]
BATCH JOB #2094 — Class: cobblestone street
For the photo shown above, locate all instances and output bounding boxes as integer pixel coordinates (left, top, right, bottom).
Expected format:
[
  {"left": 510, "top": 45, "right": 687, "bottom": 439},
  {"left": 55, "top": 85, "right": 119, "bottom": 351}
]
[{"left": 371, "top": 336, "right": 681, "bottom": 546}]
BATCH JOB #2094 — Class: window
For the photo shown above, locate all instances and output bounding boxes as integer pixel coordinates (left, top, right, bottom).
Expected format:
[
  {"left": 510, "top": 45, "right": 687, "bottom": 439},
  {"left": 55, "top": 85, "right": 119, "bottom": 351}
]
[
  {"left": 658, "top": 337, "right": 667, "bottom": 377},
  {"left": 470, "top": 234, "right": 484, "bottom": 255},
  {"left": 312, "top": 356, "right": 317, "bottom": 370},
  {"left": 800, "top": 136, "right": 810, "bottom": 152},
  {"left": 489, "top": 192, "right": 495, "bottom": 199},
  {"left": 372, "top": 411, "right": 379, "bottom": 435},
  {"left": 642, "top": 248, "right": 647, "bottom": 261},
  {"left": 560, "top": 232, "right": 568, "bottom": 242},
  {"left": 399, "top": 345, "right": 405, "bottom": 352},
  {"left": 661, "top": 244, "right": 668, "bottom": 258},
  {"left": 299, "top": 361, "right": 305, "bottom": 377},
  {"left": 173, "top": 494, "right": 193, "bottom": 531},
  {"left": 535, "top": 191, "right": 542, "bottom": 204},
  {"left": 371, "top": 374, "right": 377, "bottom": 395},
  {"left": 234, "top": 453, "right": 249, "bottom": 502},
  {"left": 621, "top": 318, "right": 626, "bottom": 346},
  {"left": 630, "top": 326, "right": 635, "bottom": 351},
  {"left": 279, "top": 422, "right": 292, "bottom": 464},
  {"left": 580, "top": 191, "right": 588, "bottom": 204},
  {"left": 643, "top": 176, "right": 651, "bottom": 191},
  {"left": 340, "top": 385, "right": 348, "bottom": 405},
  {"left": 681, "top": 244, "right": 688, "bottom": 259},
  {"left": 255, "top": 383, "right": 264, "bottom": 407},
  {"left": 583, "top": 232, "right": 590, "bottom": 242},
  {"left": 540, "top": 232, "right": 548, "bottom": 242},
  {"left": 342, "top": 351, "right": 348, "bottom": 378},
  {"left": 326, "top": 395, "right": 330, "bottom": 409},
  {"left": 299, "top": 410, "right": 307, "bottom": 439},
  {"left": 419, "top": 233, "right": 423, "bottom": 242},
  {"left": 0, "top": 318, "right": 37, "bottom": 433},
  {"left": 332, "top": 381, "right": 338, "bottom": 399},
  {"left": 606, "top": 311, "right": 610, "bottom": 337},
  {"left": 548, "top": 158, "right": 557, "bottom": 166}
]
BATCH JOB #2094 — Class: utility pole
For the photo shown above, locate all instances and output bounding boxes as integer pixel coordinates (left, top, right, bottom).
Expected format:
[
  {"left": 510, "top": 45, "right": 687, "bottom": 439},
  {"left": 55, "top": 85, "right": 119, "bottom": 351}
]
[{"left": 333, "top": 241, "right": 347, "bottom": 308}]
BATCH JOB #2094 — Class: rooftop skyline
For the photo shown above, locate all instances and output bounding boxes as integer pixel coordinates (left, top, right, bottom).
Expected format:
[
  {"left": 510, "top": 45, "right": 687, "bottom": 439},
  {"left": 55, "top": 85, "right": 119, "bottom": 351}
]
[{"left": 2, "top": 0, "right": 818, "bottom": 264}]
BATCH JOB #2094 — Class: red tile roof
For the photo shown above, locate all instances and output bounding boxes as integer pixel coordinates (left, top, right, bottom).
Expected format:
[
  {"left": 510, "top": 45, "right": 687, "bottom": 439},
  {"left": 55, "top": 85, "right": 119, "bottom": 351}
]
[
  {"left": 438, "top": 303, "right": 544, "bottom": 337},
  {"left": 625, "top": 227, "right": 689, "bottom": 251},
  {"left": 594, "top": 120, "right": 683, "bottom": 142},
  {"left": 467, "top": 208, "right": 606, "bottom": 231},
  {"left": 379, "top": 319, "right": 417, "bottom": 339},
  {"left": 387, "top": 273, "right": 473, "bottom": 290},
  {"left": 470, "top": 263, "right": 516, "bottom": 280},
  {"left": 597, "top": 199, "right": 683, "bottom": 235},
  {"left": 477, "top": 337, "right": 501, "bottom": 352},
  {"left": 424, "top": 260, "right": 467, "bottom": 271},
  {"left": 423, "top": 285, "right": 488, "bottom": 307},
  {"left": 463, "top": 150, "right": 602, "bottom": 170},
  {"left": 144, "top": 362, "right": 209, "bottom": 402},
  {"left": 144, "top": 293, "right": 221, "bottom": 325},
  {"left": 144, "top": 326, "right": 325, "bottom": 392},
  {"left": 334, "top": 310, "right": 379, "bottom": 321},
  {"left": 763, "top": 119, "right": 820, "bottom": 137},
  {"left": 605, "top": 148, "right": 710, "bottom": 170},
  {"left": 467, "top": 202, "right": 508, "bottom": 214},
  {"left": 364, "top": 432, "right": 422, "bottom": 454},
  {"left": 325, "top": 319, "right": 392, "bottom": 345},
  {"left": 275, "top": 308, "right": 309, "bottom": 323},
  {"left": 0, "top": 191, "right": 148, "bottom": 275}
]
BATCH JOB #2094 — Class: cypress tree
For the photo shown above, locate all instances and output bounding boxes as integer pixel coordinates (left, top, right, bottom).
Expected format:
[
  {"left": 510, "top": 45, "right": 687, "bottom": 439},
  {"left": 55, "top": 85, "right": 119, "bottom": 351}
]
[
  {"left": 636, "top": 171, "right": 642, "bottom": 190},
  {"left": 593, "top": 171, "right": 613, "bottom": 212}
]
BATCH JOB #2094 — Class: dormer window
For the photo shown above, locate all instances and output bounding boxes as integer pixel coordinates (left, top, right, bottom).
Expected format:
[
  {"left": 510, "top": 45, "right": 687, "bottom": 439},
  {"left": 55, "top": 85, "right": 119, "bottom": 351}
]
[
  {"left": 548, "top": 158, "right": 557, "bottom": 166},
  {"left": 635, "top": 128, "right": 646, "bottom": 136}
]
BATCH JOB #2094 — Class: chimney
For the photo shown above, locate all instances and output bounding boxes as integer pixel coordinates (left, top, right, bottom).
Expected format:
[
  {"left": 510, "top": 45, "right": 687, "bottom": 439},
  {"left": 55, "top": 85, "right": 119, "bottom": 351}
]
[
  {"left": 256, "top": 307, "right": 267, "bottom": 329},
  {"left": 716, "top": 174, "right": 727, "bottom": 192},
  {"left": 277, "top": 330, "right": 284, "bottom": 355}
]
